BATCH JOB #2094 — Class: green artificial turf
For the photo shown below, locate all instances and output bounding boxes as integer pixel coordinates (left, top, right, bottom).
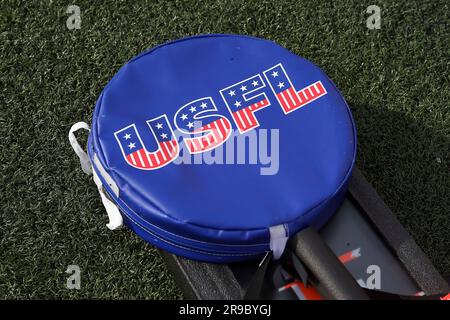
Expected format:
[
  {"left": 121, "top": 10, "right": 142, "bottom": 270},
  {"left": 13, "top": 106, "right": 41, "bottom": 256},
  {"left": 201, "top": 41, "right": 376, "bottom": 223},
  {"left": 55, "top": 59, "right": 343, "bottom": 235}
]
[{"left": 0, "top": 0, "right": 448, "bottom": 299}]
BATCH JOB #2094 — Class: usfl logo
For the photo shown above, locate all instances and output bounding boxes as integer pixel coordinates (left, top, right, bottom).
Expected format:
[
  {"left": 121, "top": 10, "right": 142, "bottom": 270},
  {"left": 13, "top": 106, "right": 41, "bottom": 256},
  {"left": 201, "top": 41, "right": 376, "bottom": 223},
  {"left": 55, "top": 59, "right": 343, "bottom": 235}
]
[{"left": 114, "top": 63, "right": 327, "bottom": 170}]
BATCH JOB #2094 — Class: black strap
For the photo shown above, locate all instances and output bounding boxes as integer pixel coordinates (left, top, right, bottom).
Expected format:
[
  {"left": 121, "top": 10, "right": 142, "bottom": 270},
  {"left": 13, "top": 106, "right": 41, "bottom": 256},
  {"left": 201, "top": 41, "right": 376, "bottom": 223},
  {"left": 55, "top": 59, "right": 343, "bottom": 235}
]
[
  {"left": 285, "top": 247, "right": 309, "bottom": 285},
  {"left": 243, "top": 251, "right": 273, "bottom": 300}
]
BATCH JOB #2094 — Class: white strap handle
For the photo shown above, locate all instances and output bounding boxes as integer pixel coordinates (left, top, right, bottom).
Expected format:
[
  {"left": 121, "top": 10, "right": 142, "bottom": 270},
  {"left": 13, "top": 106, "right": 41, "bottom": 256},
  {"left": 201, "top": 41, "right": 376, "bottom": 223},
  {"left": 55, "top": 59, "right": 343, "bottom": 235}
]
[
  {"left": 69, "top": 121, "right": 123, "bottom": 230},
  {"left": 93, "top": 170, "right": 123, "bottom": 230},
  {"left": 269, "top": 224, "right": 289, "bottom": 260},
  {"left": 68, "top": 122, "right": 93, "bottom": 175}
]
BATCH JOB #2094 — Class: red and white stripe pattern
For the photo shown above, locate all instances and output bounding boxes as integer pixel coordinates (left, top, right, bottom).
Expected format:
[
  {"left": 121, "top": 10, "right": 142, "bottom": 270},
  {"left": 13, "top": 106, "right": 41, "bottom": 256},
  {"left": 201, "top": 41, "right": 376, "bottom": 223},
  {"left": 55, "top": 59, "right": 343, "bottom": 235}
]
[
  {"left": 338, "top": 248, "right": 361, "bottom": 264},
  {"left": 278, "top": 280, "right": 323, "bottom": 300},
  {"left": 231, "top": 99, "right": 269, "bottom": 133},
  {"left": 264, "top": 63, "right": 328, "bottom": 114},
  {"left": 276, "top": 81, "right": 326, "bottom": 114},
  {"left": 184, "top": 118, "right": 231, "bottom": 153},
  {"left": 126, "top": 140, "right": 178, "bottom": 169}
]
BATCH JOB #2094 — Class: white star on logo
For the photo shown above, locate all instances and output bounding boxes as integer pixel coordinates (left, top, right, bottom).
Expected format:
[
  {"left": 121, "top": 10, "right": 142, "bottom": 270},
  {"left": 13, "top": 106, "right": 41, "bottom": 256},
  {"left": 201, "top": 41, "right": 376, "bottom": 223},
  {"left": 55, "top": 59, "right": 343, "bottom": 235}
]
[
  {"left": 277, "top": 82, "right": 285, "bottom": 89},
  {"left": 187, "top": 122, "right": 194, "bottom": 128},
  {"left": 234, "top": 101, "right": 241, "bottom": 107},
  {"left": 180, "top": 114, "right": 188, "bottom": 121},
  {"left": 189, "top": 106, "right": 197, "bottom": 113},
  {"left": 200, "top": 102, "right": 208, "bottom": 109},
  {"left": 228, "top": 90, "right": 236, "bottom": 96},
  {"left": 124, "top": 133, "right": 131, "bottom": 140},
  {"left": 240, "top": 85, "right": 247, "bottom": 91},
  {"left": 271, "top": 71, "right": 279, "bottom": 77},
  {"left": 252, "top": 80, "right": 259, "bottom": 87},
  {"left": 156, "top": 123, "right": 163, "bottom": 129},
  {"left": 128, "top": 142, "right": 136, "bottom": 149},
  {"left": 160, "top": 133, "right": 168, "bottom": 139}
]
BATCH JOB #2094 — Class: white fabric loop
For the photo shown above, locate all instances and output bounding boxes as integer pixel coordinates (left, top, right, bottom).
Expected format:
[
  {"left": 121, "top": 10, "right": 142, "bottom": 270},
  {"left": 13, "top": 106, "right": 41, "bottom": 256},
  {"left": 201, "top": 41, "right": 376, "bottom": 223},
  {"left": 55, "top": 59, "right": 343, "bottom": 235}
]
[
  {"left": 269, "top": 224, "right": 289, "bottom": 260},
  {"left": 69, "top": 122, "right": 93, "bottom": 175},
  {"left": 93, "top": 170, "right": 123, "bottom": 230},
  {"left": 69, "top": 121, "right": 122, "bottom": 230}
]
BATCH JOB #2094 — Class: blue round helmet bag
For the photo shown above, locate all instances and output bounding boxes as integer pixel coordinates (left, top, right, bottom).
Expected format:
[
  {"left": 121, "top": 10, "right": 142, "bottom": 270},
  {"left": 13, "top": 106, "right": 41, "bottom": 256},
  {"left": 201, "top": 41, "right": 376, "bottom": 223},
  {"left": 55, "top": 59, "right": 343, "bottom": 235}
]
[{"left": 87, "top": 34, "right": 356, "bottom": 263}]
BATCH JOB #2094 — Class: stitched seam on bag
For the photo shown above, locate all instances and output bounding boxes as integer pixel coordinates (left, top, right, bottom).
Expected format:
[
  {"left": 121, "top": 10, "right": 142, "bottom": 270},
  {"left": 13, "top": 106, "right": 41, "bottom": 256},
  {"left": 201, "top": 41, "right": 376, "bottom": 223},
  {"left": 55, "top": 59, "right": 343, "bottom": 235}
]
[{"left": 119, "top": 201, "right": 263, "bottom": 257}]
